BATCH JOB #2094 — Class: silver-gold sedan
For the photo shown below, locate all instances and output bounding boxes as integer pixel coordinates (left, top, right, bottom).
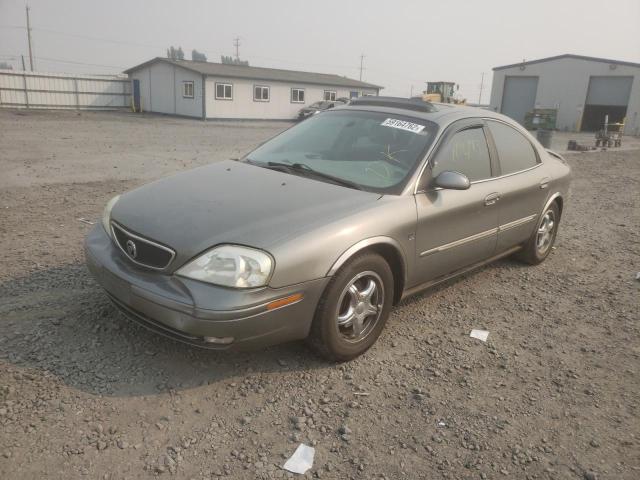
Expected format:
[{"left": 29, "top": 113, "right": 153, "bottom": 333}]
[{"left": 85, "top": 97, "right": 570, "bottom": 361}]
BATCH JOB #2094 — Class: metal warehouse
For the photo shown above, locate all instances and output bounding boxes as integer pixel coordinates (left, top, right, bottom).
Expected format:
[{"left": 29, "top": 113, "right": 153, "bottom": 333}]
[
  {"left": 489, "top": 54, "right": 640, "bottom": 135},
  {"left": 124, "top": 58, "right": 381, "bottom": 120}
]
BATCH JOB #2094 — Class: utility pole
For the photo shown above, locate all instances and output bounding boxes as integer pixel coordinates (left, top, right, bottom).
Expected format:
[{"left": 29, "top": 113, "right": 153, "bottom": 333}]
[
  {"left": 26, "top": 5, "right": 34, "bottom": 71},
  {"left": 233, "top": 37, "right": 241, "bottom": 61},
  {"left": 478, "top": 72, "right": 485, "bottom": 104},
  {"left": 410, "top": 85, "right": 414, "bottom": 97},
  {"left": 359, "top": 54, "right": 365, "bottom": 81},
  {"left": 21, "top": 55, "right": 26, "bottom": 71}
]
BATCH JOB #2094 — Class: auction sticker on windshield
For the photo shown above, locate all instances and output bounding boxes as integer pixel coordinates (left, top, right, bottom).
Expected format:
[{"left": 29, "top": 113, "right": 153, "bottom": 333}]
[{"left": 381, "top": 118, "right": 426, "bottom": 133}]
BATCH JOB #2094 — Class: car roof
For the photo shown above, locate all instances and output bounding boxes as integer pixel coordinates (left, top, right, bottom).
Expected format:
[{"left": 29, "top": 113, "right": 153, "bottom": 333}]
[{"left": 341, "top": 96, "right": 511, "bottom": 127}]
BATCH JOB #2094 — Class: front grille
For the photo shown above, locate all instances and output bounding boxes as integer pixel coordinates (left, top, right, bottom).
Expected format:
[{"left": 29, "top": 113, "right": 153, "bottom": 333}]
[{"left": 111, "top": 222, "right": 175, "bottom": 270}]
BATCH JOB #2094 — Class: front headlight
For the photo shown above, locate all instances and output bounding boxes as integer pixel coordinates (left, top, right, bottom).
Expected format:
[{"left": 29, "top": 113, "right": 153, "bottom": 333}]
[
  {"left": 102, "top": 195, "right": 120, "bottom": 237},
  {"left": 176, "top": 245, "right": 273, "bottom": 288}
]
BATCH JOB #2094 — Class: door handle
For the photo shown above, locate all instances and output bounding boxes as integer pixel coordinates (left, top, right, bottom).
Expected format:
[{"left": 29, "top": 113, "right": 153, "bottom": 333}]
[
  {"left": 539, "top": 177, "right": 550, "bottom": 189},
  {"left": 484, "top": 192, "right": 501, "bottom": 206}
]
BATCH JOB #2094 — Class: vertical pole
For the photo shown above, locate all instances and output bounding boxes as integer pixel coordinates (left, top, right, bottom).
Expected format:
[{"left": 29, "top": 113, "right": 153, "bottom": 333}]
[
  {"left": 478, "top": 72, "right": 485, "bottom": 105},
  {"left": 201, "top": 74, "right": 206, "bottom": 121},
  {"left": 410, "top": 85, "right": 414, "bottom": 97},
  {"left": 359, "top": 54, "right": 365, "bottom": 81},
  {"left": 21, "top": 55, "right": 26, "bottom": 71},
  {"left": 22, "top": 72, "right": 29, "bottom": 108},
  {"left": 74, "top": 78, "right": 79, "bottom": 109},
  {"left": 26, "top": 6, "right": 34, "bottom": 71}
]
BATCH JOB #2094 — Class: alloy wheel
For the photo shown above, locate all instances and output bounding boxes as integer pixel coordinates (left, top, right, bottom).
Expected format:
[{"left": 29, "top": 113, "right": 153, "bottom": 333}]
[
  {"left": 536, "top": 209, "right": 556, "bottom": 255},
  {"left": 336, "top": 271, "right": 384, "bottom": 343}
]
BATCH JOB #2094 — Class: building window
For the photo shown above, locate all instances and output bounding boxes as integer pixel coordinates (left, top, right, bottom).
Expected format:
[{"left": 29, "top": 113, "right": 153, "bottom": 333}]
[
  {"left": 349, "top": 91, "right": 359, "bottom": 99},
  {"left": 324, "top": 90, "right": 337, "bottom": 101},
  {"left": 215, "top": 83, "right": 233, "bottom": 100},
  {"left": 182, "top": 81, "right": 194, "bottom": 98},
  {"left": 254, "top": 85, "right": 270, "bottom": 102},
  {"left": 291, "top": 88, "right": 305, "bottom": 103}
]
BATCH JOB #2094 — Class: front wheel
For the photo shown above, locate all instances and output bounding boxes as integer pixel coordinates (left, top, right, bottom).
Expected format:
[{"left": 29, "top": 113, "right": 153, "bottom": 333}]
[
  {"left": 516, "top": 202, "right": 560, "bottom": 265},
  {"left": 308, "top": 252, "right": 394, "bottom": 361}
]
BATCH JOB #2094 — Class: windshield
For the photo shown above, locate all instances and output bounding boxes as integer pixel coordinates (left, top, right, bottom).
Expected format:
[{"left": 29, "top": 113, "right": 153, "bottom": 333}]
[
  {"left": 245, "top": 110, "right": 438, "bottom": 194},
  {"left": 308, "top": 101, "right": 328, "bottom": 109}
]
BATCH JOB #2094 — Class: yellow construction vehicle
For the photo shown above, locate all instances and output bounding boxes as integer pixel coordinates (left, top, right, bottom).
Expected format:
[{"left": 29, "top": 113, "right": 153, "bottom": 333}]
[{"left": 421, "top": 81, "right": 466, "bottom": 105}]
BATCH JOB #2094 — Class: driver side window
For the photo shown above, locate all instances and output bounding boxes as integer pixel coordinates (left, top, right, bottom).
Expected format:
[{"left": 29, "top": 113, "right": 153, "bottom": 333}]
[{"left": 431, "top": 127, "right": 491, "bottom": 182}]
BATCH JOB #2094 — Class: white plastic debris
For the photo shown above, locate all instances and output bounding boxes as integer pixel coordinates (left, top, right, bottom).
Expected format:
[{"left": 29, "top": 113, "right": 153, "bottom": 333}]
[
  {"left": 635, "top": 272, "right": 640, "bottom": 281},
  {"left": 470, "top": 329, "right": 489, "bottom": 342},
  {"left": 437, "top": 420, "right": 447, "bottom": 427},
  {"left": 283, "top": 443, "right": 315, "bottom": 475},
  {"left": 77, "top": 218, "right": 95, "bottom": 225}
]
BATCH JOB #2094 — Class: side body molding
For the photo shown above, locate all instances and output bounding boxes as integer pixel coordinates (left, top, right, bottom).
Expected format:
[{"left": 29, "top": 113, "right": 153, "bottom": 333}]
[{"left": 326, "top": 236, "right": 408, "bottom": 280}]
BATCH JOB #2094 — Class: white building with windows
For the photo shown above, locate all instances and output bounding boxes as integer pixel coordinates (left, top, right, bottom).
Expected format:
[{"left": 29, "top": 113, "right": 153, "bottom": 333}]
[{"left": 124, "top": 58, "right": 382, "bottom": 120}]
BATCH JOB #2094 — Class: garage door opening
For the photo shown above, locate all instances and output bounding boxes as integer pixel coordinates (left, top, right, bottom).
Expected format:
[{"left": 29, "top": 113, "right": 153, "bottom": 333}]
[
  {"left": 581, "top": 105, "right": 627, "bottom": 131},
  {"left": 580, "top": 76, "right": 633, "bottom": 132}
]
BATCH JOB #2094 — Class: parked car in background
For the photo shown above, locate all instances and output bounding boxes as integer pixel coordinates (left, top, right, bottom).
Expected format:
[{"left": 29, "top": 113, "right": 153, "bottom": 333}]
[
  {"left": 297, "top": 100, "right": 337, "bottom": 120},
  {"left": 86, "top": 97, "right": 571, "bottom": 361}
]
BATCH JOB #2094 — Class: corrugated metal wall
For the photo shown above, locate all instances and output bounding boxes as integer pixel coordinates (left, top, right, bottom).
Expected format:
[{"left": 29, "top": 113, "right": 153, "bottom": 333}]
[{"left": 0, "top": 69, "right": 131, "bottom": 109}]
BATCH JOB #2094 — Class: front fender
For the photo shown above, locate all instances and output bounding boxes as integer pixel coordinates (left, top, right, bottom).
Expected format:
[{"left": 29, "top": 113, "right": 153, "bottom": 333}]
[{"left": 326, "top": 236, "right": 408, "bottom": 280}]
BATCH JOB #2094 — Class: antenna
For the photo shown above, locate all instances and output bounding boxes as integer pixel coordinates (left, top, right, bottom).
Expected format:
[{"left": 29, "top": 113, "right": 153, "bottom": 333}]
[
  {"left": 233, "top": 37, "right": 241, "bottom": 61},
  {"left": 478, "top": 72, "right": 485, "bottom": 104}
]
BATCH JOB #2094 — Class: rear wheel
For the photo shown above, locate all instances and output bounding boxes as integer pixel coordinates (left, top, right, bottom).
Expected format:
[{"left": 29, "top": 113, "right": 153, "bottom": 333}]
[
  {"left": 308, "top": 252, "right": 393, "bottom": 361},
  {"left": 516, "top": 202, "right": 560, "bottom": 265}
]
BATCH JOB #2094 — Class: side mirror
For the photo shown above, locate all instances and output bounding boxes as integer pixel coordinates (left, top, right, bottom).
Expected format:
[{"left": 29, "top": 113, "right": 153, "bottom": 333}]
[{"left": 434, "top": 170, "right": 470, "bottom": 190}]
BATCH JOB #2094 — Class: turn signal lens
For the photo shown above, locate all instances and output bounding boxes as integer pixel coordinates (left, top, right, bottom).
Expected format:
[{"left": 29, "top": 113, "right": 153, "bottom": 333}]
[{"left": 266, "top": 293, "right": 303, "bottom": 311}]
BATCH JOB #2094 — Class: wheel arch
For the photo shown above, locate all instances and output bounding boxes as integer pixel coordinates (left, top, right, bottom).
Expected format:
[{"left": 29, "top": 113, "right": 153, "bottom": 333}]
[
  {"left": 542, "top": 192, "right": 563, "bottom": 218},
  {"left": 327, "top": 237, "right": 407, "bottom": 305}
]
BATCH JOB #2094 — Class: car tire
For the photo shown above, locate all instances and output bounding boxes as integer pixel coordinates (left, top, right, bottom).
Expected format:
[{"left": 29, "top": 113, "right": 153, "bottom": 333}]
[
  {"left": 308, "top": 252, "right": 394, "bottom": 362},
  {"left": 516, "top": 202, "right": 560, "bottom": 265}
]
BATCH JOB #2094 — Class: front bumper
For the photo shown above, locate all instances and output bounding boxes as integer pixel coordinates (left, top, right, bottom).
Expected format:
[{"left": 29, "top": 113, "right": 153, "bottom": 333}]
[{"left": 84, "top": 225, "right": 329, "bottom": 350}]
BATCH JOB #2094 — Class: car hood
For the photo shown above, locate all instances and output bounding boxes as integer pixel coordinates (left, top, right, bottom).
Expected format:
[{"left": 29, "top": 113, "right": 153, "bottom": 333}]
[{"left": 111, "top": 160, "right": 381, "bottom": 270}]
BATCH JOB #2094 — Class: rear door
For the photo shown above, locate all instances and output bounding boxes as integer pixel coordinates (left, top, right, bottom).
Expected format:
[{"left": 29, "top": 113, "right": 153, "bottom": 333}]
[
  {"left": 485, "top": 120, "right": 549, "bottom": 252},
  {"left": 413, "top": 119, "right": 500, "bottom": 285}
]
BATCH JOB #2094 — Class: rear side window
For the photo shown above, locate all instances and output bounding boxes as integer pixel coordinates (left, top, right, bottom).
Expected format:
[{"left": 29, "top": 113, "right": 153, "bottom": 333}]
[
  {"left": 487, "top": 121, "right": 538, "bottom": 174},
  {"left": 431, "top": 127, "right": 491, "bottom": 182}
]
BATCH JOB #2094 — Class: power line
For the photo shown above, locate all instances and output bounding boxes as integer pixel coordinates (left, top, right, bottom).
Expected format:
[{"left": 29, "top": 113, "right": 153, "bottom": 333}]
[
  {"left": 33, "top": 27, "right": 167, "bottom": 50},
  {"left": 36, "top": 56, "right": 126, "bottom": 69},
  {"left": 3, "top": 23, "right": 369, "bottom": 75}
]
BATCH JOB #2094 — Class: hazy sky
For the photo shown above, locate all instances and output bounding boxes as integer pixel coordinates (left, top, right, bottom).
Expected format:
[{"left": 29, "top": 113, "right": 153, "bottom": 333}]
[{"left": 1, "top": 0, "right": 639, "bottom": 102}]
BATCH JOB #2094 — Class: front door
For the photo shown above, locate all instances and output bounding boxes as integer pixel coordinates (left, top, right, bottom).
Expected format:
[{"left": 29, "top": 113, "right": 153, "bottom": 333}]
[{"left": 413, "top": 121, "right": 499, "bottom": 285}]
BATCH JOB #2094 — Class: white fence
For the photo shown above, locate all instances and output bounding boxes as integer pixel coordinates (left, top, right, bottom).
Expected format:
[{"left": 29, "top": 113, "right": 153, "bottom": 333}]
[{"left": 0, "top": 69, "right": 131, "bottom": 110}]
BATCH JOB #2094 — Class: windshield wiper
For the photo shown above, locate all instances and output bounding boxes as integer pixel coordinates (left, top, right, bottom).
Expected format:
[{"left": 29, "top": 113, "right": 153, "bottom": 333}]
[{"left": 265, "top": 161, "right": 362, "bottom": 190}]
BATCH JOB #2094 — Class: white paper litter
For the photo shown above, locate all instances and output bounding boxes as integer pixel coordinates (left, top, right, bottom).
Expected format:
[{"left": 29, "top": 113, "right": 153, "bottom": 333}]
[
  {"left": 283, "top": 443, "right": 315, "bottom": 475},
  {"left": 437, "top": 420, "right": 447, "bottom": 427},
  {"left": 470, "top": 329, "right": 489, "bottom": 342}
]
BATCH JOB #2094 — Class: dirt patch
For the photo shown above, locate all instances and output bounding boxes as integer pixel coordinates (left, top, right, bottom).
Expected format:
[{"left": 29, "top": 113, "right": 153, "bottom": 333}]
[{"left": 0, "top": 109, "right": 639, "bottom": 479}]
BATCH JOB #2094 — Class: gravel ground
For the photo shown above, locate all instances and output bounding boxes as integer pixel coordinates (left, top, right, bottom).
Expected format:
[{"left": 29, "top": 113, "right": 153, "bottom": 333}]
[{"left": 0, "top": 109, "right": 638, "bottom": 480}]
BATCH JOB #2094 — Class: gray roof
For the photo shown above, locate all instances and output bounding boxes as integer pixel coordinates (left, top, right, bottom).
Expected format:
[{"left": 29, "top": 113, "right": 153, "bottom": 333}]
[
  {"left": 124, "top": 57, "right": 383, "bottom": 90},
  {"left": 493, "top": 53, "right": 640, "bottom": 71}
]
